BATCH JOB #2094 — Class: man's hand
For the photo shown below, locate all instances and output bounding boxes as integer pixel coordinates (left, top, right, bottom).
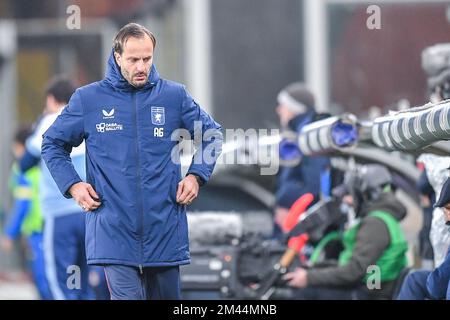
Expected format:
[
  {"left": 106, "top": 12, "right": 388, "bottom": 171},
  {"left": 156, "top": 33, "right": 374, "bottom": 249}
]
[
  {"left": 282, "top": 267, "right": 308, "bottom": 288},
  {"left": 176, "top": 174, "right": 199, "bottom": 205},
  {"left": 69, "top": 182, "right": 101, "bottom": 212},
  {"left": 274, "top": 207, "right": 289, "bottom": 229}
]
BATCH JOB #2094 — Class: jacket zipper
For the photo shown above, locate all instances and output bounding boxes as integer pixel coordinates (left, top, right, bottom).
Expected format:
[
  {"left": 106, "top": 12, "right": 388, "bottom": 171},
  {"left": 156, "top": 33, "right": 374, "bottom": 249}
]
[{"left": 132, "top": 91, "right": 144, "bottom": 273}]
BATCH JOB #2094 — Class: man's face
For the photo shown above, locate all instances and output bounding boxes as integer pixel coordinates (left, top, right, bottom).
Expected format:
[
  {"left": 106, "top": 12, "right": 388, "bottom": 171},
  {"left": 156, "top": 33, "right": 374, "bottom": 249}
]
[
  {"left": 12, "top": 142, "right": 25, "bottom": 160},
  {"left": 276, "top": 104, "right": 297, "bottom": 128},
  {"left": 45, "top": 95, "right": 60, "bottom": 114},
  {"left": 342, "top": 194, "right": 354, "bottom": 207},
  {"left": 443, "top": 203, "right": 450, "bottom": 223},
  {"left": 114, "top": 35, "right": 154, "bottom": 88}
]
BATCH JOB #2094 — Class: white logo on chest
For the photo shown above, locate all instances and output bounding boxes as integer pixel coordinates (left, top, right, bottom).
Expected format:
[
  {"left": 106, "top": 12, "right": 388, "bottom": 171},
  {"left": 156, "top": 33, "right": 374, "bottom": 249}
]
[
  {"left": 102, "top": 108, "right": 115, "bottom": 119},
  {"left": 154, "top": 127, "right": 164, "bottom": 137}
]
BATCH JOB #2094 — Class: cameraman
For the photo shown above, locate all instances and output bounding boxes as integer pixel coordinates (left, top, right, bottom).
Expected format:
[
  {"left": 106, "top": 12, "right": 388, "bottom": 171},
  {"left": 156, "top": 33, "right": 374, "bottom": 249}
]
[{"left": 283, "top": 164, "right": 408, "bottom": 300}]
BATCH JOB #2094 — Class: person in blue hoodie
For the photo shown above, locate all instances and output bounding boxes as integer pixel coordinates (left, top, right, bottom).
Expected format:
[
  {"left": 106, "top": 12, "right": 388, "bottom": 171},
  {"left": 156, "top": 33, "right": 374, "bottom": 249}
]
[
  {"left": 21, "top": 76, "right": 94, "bottom": 300},
  {"left": 41, "top": 23, "right": 223, "bottom": 300},
  {"left": 273, "top": 83, "right": 331, "bottom": 237}
]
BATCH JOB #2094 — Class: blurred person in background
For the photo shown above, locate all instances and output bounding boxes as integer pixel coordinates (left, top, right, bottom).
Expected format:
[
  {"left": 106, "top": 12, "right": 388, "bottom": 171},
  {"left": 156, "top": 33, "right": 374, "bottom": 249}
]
[
  {"left": 283, "top": 164, "right": 409, "bottom": 300},
  {"left": 416, "top": 165, "right": 435, "bottom": 269},
  {"left": 41, "top": 23, "right": 222, "bottom": 300},
  {"left": 393, "top": 42, "right": 450, "bottom": 301},
  {"left": 397, "top": 176, "right": 450, "bottom": 300},
  {"left": 274, "top": 83, "right": 331, "bottom": 238},
  {"left": 20, "top": 76, "right": 94, "bottom": 300},
  {"left": 416, "top": 43, "right": 450, "bottom": 268},
  {"left": 1, "top": 126, "right": 52, "bottom": 299}
]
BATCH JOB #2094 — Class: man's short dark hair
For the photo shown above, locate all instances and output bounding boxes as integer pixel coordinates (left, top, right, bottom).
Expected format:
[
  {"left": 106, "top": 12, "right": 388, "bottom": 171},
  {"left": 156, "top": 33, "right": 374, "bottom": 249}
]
[
  {"left": 14, "top": 125, "right": 32, "bottom": 146},
  {"left": 45, "top": 76, "right": 76, "bottom": 105},
  {"left": 113, "top": 23, "right": 156, "bottom": 55}
]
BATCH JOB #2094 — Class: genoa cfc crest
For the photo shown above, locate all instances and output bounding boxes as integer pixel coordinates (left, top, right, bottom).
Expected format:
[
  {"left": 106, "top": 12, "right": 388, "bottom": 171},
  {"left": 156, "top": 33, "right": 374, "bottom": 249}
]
[{"left": 151, "top": 106, "right": 165, "bottom": 126}]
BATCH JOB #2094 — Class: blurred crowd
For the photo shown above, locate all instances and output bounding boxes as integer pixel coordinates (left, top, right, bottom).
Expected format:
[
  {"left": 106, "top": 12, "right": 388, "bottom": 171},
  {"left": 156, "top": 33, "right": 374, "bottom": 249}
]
[{"left": 270, "top": 42, "right": 450, "bottom": 300}]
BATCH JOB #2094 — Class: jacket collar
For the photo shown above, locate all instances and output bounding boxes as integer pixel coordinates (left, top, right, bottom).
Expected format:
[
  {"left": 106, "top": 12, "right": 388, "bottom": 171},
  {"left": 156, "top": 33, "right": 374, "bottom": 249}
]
[{"left": 287, "top": 109, "right": 316, "bottom": 132}]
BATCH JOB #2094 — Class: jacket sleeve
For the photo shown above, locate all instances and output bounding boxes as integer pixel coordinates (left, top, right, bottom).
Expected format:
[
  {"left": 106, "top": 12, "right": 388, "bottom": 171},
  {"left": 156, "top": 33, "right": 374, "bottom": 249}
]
[
  {"left": 41, "top": 90, "right": 85, "bottom": 198},
  {"left": 180, "top": 86, "right": 223, "bottom": 184},
  {"left": 426, "top": 249, "right": 450, "bottom": 299},
  {"left": 307, "top": 216, "right": 390, "bottom": 287}
]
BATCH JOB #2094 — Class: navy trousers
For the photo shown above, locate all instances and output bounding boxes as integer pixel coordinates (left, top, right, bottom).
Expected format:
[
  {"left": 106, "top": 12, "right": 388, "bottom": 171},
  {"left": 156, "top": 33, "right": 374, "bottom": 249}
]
[
  {"left": 43, "top": 212, "right": 93, "bottom": 300},
  {"left": 103, "top": 265, "right": 181, "bottom": 300}
]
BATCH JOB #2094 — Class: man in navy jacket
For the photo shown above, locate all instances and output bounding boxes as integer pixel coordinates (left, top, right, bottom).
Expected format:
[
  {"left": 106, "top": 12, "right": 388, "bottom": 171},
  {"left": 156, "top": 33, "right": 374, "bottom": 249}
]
[
  {"left": 41, "top": 23, "right": 223, "bottom": 300},
  {"left": 273, "top": 83, "right": 330, "bottom": 237}
]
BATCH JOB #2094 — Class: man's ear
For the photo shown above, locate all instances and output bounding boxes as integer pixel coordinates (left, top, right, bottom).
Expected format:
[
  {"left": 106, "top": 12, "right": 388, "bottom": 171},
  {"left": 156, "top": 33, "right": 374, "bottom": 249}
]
[{"left": 114, "top": 52, "right": 121, "bottom": 67}]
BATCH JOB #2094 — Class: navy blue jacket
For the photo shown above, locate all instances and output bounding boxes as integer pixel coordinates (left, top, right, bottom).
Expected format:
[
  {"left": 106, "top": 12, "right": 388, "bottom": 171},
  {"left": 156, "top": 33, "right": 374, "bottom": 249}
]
[
  {"left": 276, "top": 111, "right": 331, "bottom": 207},
  {"left": 426, "top": 247, "right": 450, "bottom": 300},
  {"left": 42, "top": 51, "right": 223, "bottom": 267}
]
